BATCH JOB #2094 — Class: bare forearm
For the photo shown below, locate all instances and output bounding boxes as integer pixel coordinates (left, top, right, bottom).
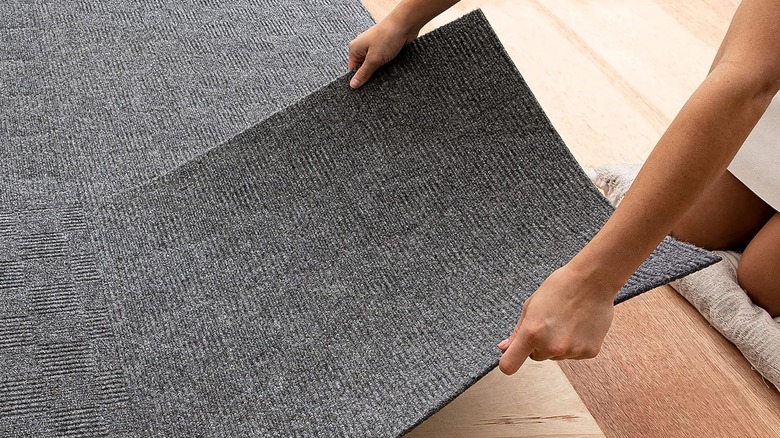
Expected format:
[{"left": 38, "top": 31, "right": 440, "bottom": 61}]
[
  {"left": 571, "top": 64, "right": 777, "bottom": 295},
  {"left": 383, "top": 0, "right": 460, "bottom": 34},
  {"left": 566, "top": 0, "right": 780, "bottom": 297},
  {"left": 497, "top": 0, "right": 780, "bottom": 374}
]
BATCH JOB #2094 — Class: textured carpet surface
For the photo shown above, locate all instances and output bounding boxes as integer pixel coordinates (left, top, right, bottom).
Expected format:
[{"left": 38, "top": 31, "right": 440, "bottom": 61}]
[
  {"left": 0, "top": 0, "right": 372, "bottom": 435},
  {"left": 42, "top": 12, "right": 716, "bottom": 436},
  {"left": 0, "top": 0, "right": 373, "bottom": 206},
  {"left": 0, "top": 9, "right": 720, "bottom": 438}
]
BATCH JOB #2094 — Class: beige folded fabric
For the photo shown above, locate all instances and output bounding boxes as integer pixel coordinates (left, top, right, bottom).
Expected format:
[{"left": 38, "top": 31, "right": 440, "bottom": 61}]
[
  {"left": 586, "top": 163, "right": 642, "bottom": 206},
  {"left": 590, "top": 164, "right": 780, "bottom": 391},
  {"left": 670, "top": 251, "right": 780, "bottom": 390}
]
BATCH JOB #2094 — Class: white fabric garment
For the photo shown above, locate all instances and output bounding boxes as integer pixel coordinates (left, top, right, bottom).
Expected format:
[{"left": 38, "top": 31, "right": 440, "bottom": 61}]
[
  {"left": 585, "top": 164, "right": 642, "bottom": 206},
  {"left": 729, "top": 94, "right": 780, "bottom": 211}
]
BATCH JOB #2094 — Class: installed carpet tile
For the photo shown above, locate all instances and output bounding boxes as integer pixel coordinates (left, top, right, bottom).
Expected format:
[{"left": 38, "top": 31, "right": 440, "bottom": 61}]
[
  {"left": 0, "top": 11, "right": 719, "bottom": 437},
  {"left": 0, "top": 0, "right": 373, "bottom": 206}
]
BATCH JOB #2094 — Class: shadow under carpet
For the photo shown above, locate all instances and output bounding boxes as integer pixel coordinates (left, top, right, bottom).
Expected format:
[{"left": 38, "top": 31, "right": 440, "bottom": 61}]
[{"left": 7, "top": 11, "right": 720, "bottom": 437}]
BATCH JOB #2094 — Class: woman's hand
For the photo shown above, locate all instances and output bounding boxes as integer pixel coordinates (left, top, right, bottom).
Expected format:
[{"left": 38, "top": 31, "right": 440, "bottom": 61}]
[
  {"left": 348, "top": 18, "right": 419, "bottom": 89},
  {"left": 497, "top": 264, "right": 616, "bottom": 375}
]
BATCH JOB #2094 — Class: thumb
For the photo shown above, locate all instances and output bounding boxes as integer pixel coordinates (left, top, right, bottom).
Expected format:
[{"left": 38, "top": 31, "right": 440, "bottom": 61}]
[
  {"left": 498, "top": 325, "right": 533, "bottom": 375},
  {"left": 498, "top": 295, "right": 533, "bottom": 351},
  {"left": 347, "top": 42, "right": 365, "bottom": 72},
  {"left": 350, "top": 57, "right": 381, "bottom": 89}
]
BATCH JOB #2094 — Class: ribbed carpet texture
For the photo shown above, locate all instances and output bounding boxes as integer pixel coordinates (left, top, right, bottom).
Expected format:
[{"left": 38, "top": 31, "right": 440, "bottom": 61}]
[
  {"left": 1, "top": 6, "right": 720, "bottom": 438},
  {"left": 1, "top": 0, "right": 372, "bottom": 205}
]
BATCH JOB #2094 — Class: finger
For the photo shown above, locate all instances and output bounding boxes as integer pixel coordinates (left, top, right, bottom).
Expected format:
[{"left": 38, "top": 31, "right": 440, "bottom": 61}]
[
  {"left": 549, "top": 347, "right": 599, "bottom": 361},
  {"left": 528, "top": 350, "right": 555, "bottom": 362},
  {"left": 497, "top": 321, "right": 520, "bottom": 352},
  {"left": 571, "top": 348, "right": 601, "bottom": 360},
  {"left": 347, "top": 51, "right": 364, "bottom": 72},
  {"left": 498, "top": 327, "right": 534, "bottom": 375},
  {"left": 498, "top": 296, "right": 533, "bottom": 351},
  {"left": 347, "top": 39, "right": 366, "bottom": 71},
  {"left": 350, "top": 58, "right": 380, "bottom": 89}
]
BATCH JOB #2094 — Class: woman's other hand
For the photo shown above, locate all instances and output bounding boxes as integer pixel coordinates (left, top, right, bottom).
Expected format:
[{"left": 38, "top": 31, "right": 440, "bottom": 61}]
[
  {"left": 347, "top": 18, "right": 418, "bottom": 89},
  {"left": 497, "top": 264, "right": 617, "bottom": 374}
]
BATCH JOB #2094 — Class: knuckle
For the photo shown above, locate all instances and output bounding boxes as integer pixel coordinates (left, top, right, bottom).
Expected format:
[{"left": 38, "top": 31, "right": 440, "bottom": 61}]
[
  {"left": 498, "top": 362, "right": 515, "bottom": 375},
  {"left": 583, "top": 345, "right": 601, "bottom": 359},
  {"left": 547, "top": 344, "right": 567, "bottom": 358},
  {"left": 523, "top": 324, "right": 544, "bottom": 343}
]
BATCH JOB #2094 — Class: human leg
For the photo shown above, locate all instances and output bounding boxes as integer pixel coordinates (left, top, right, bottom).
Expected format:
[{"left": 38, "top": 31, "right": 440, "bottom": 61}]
[
  {"left": 670, "top": 171, "right": 775, "bottom": 250},
  {"left": 738, "top": 212, "right": 780, "bottom": 317}
]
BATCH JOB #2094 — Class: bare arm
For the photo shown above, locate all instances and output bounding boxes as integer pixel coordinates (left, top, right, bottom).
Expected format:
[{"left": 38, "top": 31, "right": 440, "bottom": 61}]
[
  {"left": 499, "top": 0, "right": 780, "bottom": 374},
  {"left": 573, "top": 0, "right": 780, "bottom": 297},
  {"left": 382, "top": 0, "right": 461, "bottom": 34},
  {"left": 347, "top": 0, "right": 460, "bottom": 88}
]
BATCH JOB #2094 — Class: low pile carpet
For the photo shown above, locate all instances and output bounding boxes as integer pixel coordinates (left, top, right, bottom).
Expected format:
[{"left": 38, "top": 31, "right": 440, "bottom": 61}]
[
  {"left": 0, "top": 0, "right": 373, "bottom": 205},
  {"left": 0, "top": 10, "right": 719, "bottom": 437}
]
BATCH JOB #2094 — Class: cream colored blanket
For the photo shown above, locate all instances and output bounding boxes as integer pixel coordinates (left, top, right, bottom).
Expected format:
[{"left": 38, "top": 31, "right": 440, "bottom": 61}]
[{"left": 591, "top": 164, "right": 780, "bottom": 391}]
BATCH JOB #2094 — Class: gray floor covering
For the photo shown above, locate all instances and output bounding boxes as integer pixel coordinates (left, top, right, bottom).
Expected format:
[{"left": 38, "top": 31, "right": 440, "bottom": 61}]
[
  {"left": 1, "top": 0, "right": 373, "bottom": 206},
  {"left": 0, "top": 8, "right": 719, "bottom": 438}
]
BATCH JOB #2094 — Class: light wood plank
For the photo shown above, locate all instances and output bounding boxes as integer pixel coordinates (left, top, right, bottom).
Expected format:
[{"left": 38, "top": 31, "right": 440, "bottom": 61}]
[
  {"left": 560, "top": 286, "right": 780, "bottom": 437},
  {"left": 407, "top": 364, "right": 603, "bottom": 437}
]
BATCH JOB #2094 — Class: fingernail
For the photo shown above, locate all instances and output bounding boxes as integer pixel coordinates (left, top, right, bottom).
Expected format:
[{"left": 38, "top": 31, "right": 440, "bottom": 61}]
[{"left": 498, "top": 338, "right": 509, "bottom": 349}]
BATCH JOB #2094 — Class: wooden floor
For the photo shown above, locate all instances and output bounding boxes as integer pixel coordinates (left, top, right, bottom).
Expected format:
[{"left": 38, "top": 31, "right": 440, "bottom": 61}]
[{"left": 360, "top": 1, "right": 780, "bottom": 437}]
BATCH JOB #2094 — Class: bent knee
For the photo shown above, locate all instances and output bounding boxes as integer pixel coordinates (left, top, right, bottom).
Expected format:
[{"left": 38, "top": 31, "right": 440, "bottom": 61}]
[
  {"left": 737, "top": 253, "right": 780, "bottom": 317},
  {"left": 671, "top": 220, "right": 726, "bottom": 250}
]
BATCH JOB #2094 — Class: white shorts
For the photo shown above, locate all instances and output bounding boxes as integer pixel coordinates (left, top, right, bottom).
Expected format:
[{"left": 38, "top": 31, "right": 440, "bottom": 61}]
[{"left": 728, "top": 94, "right": 780, "bottom": 211}]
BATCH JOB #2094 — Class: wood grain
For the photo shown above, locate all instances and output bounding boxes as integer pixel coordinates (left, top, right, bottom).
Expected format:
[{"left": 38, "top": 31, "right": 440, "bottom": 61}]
[
  {"left": 406, "top": 363, "right": 603, "bottom": 437},
  {"left": 560, "top": 286, "right": 780, "bottom": 437},
  {"left": 359, "top": 1, "right": 780, "bottom": 436}
]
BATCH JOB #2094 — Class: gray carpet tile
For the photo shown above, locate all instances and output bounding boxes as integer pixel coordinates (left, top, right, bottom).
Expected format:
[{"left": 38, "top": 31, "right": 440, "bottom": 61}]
[
  {"left": 0, "top": 0, "right": 373, "bottom": 435},
  {"left": 55, "top": 11, "right": 718, "bottom": 436},
  {"left": 1, "top": 0, "right": 373, "bottom": 207},
  {"left": 0, "top": 205, "right": 125, "bottom": 436}
]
